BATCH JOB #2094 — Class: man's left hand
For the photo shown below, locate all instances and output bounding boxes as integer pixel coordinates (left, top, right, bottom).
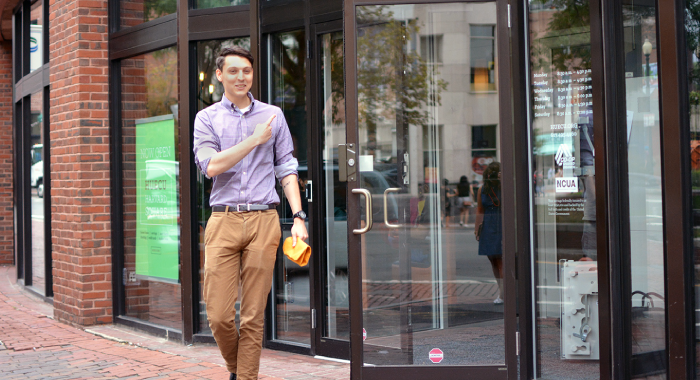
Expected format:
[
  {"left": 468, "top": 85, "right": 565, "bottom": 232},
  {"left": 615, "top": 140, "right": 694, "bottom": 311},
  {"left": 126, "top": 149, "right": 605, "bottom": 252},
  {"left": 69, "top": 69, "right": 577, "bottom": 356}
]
[{"left": 291, "top": 218, "right": 308, "bottom": 247}]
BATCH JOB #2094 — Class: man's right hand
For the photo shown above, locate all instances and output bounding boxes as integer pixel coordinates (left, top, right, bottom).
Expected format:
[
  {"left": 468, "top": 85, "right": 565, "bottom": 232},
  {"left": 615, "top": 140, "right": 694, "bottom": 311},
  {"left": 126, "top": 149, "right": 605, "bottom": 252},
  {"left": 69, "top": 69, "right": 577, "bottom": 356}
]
[{"left": 252, "top": 114, "right": 275, "bottom": 146}]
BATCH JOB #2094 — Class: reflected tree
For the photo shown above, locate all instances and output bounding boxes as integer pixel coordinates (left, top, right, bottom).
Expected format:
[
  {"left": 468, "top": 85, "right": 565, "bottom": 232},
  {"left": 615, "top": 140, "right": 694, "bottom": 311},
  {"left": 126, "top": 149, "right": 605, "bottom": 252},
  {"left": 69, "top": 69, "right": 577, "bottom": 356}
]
[{"left": 356, "top": 6, "right": 447, "bottom": 152}]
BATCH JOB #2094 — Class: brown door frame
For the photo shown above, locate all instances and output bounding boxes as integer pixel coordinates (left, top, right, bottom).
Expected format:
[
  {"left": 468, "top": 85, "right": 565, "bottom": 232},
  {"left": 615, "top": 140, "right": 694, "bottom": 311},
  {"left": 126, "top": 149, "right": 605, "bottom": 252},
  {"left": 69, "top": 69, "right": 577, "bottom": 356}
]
[{"left": 344, "top": 1, "right": 518, "bottom": 378}]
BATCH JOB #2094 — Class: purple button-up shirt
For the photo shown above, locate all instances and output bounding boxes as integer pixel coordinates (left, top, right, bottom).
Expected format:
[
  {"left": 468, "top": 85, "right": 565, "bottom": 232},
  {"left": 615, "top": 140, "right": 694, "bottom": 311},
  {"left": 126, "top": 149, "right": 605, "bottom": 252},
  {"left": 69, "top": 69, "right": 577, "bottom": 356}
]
[{"left": 193, "top": 93, "right": 298, "bottom": 207}]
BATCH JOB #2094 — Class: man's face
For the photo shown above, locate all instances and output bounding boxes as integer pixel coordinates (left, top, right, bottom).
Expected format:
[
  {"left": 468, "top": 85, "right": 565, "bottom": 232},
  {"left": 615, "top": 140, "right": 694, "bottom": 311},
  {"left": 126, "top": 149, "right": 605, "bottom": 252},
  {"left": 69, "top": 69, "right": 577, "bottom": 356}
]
[{"left": 216, "top": 55, "right": 253, "bottom": 100}]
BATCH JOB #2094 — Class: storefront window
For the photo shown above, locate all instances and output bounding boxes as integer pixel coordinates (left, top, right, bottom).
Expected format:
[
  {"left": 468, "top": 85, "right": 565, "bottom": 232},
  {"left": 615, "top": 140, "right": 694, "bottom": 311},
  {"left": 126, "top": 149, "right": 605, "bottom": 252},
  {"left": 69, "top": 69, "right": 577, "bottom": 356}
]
[
  {"left": 120, "top": 0, "right": 177, "bottom": 30},
  {"left": 29, "top": 0, "right": 43, "bottom": 73},
  {"left": 120, "top": 46, "right": 182, "bottom": 329},
  {"left": 195, "top": 37, "right": 250, "bottom": 334},
  {"left": 30, "top": 90, "right": 45, "bottom": 294},
  {"left": 528, "top": 1, "right": 599, "bottom": 378},
  {"left": 194, "top": 0, "right": 249, "bottom": 10}
]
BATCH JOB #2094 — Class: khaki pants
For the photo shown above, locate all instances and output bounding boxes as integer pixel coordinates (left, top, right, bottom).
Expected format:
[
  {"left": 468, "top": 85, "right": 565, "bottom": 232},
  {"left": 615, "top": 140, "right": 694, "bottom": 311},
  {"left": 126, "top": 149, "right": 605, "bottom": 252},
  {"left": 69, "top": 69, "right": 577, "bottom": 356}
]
[{"left": 203, "top": 209, "right": 281, "bottom": 379}]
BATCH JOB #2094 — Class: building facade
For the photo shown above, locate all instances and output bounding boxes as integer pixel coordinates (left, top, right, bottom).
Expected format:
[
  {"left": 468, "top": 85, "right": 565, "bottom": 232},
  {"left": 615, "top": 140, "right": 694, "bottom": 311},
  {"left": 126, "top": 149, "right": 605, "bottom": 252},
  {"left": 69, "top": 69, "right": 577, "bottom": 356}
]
[{"left": 4, "top": 0, "right": 700, "bottom": 378}]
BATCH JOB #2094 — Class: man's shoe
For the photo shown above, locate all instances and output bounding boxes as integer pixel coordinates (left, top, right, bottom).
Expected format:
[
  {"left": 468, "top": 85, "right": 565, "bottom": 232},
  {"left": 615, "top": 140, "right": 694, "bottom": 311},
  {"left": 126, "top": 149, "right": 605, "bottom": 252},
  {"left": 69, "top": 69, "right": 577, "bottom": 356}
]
[{"left": 229, "top": 373, "right": 237, "bottom": 380}]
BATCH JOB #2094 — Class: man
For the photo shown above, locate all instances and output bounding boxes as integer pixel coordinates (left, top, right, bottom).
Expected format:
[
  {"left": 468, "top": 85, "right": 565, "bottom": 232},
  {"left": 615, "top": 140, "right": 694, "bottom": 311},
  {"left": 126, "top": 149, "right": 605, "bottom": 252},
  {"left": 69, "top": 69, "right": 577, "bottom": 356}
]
[{"left": 193, "top": 46, "right": 308, "bottom": 380}]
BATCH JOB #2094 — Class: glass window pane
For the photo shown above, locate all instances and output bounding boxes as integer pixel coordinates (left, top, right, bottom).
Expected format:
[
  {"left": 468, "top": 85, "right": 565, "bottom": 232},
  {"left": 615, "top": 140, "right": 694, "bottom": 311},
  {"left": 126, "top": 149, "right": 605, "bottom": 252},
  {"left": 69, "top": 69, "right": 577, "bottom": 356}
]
[
  {"left": 268, "top": 29, "right": 310, "bottom": 346},
  {"left": 194, "top": 0, "right": 249, "bottom": 10},
  {"left": 527, "top": 2, "right": 600, "bottom": 378},
  {"left": 121, "top": 46, "right": 182, "bottom": 329},
  {"left": 470, "top": 26, "right": 496, "bottom": 92},
  {"left": 29, "top": 0, "right": 42, "bottom": 73},
  {"left": 30, "top": 90, "right": 45, "bottom": 295},
  {"left": 623, "top": 4, "right": 666, "bottom": 378},
  {"left": 356, "top": 3, "right": 505, "bottom": 366},
  {"left": 120, "top": 0, "right": 176, "bottom": 30},
  {"left": 194, "top": 37, "right": 250, "bottom": 334}
]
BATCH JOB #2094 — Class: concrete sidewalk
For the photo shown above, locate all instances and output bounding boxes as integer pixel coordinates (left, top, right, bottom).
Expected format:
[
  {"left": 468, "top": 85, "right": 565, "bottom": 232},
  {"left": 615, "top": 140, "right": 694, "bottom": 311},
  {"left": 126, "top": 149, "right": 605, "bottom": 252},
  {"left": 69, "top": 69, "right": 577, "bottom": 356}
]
[{"left": 0, "top": 266, "right": 349, "bottom": 380}]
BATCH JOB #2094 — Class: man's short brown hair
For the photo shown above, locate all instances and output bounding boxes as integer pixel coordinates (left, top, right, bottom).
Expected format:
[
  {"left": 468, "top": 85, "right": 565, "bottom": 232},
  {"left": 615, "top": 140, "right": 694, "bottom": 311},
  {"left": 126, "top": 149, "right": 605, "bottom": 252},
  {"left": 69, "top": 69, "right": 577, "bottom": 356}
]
[{"left": 216, "top": 46, "right": 254, "bottom": 71}]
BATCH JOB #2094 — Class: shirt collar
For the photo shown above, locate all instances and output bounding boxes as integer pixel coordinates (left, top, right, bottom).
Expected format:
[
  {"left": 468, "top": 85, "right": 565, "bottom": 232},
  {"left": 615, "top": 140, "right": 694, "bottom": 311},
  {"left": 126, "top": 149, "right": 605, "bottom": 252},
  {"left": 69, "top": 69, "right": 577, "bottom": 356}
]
[{"left": 221, "top": 92, "right": 256, "bottom": 115}]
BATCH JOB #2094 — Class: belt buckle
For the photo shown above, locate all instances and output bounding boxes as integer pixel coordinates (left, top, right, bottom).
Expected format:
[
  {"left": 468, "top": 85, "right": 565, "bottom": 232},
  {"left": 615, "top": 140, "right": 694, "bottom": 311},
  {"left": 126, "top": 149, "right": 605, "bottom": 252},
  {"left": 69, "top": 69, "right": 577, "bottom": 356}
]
[{"left": 237, "top": 204, "right": 250, "bottom": 212}]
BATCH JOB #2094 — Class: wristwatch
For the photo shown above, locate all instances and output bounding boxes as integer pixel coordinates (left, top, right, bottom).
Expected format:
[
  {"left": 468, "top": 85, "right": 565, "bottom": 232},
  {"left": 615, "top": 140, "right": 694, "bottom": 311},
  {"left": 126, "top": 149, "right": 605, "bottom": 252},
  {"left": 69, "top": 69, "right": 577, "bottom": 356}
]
[{"left": 293, "top": 210, "right": 307, "bottom": 221}]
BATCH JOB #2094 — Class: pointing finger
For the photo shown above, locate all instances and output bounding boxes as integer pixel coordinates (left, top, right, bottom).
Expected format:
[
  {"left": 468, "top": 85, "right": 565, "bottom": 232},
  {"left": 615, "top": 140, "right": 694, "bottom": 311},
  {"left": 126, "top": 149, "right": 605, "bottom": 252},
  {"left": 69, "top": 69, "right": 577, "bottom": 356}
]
[{"left": 265, "top": 114, "right": 276, "bottom": 126}]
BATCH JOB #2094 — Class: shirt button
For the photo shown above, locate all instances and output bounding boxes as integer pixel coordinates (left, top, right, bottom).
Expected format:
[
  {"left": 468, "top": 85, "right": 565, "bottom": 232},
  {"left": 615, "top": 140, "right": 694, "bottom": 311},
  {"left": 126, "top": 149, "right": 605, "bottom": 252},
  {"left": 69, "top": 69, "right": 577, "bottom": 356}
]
[{"left": 243, "top": 172, "right": 246, "bottom": 175}]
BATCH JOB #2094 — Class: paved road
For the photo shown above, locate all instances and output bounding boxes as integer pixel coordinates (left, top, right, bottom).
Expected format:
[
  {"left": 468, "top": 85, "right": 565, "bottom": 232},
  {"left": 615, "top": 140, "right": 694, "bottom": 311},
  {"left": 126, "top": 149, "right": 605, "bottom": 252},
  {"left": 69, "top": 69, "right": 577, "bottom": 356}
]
[{"left": 0, "top": 266, "right": 350, "bottom": 380}]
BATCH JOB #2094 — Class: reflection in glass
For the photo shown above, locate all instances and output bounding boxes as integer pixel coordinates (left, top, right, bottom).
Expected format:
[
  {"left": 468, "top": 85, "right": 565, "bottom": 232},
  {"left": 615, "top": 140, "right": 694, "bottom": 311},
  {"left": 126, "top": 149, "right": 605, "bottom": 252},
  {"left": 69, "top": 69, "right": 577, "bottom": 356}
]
[
  {"left": 356, "top": 3, "right": 505, "bottom": 366},
  {"left": 194, "top": 0, "right": 249, "bottom": 10},
  {"left": 120, "top": 0, "right": 177, "bottom": 29},
  {"left": 622, "top": 4, "right": 666, "bottom": 378},
  {"left": 121, "top": 47, "right": 182, "bottom": 329},
  {"left": 528, "top": 1, "right": 599, "bottom": 378},
  {"left": 269, "top": 30, "right": 310, "bottom": 345},
  {"left": 30, "top": 91, "right": 45, "bottom": 294},
  {"left": 29, "top": 0, "right": 43, "bottom": 72},
  {"left": 195, "top": 37, "right": 250, "bottom": 334},
  {"left": 320, "top": 31, "right": 349, "bottom": 340}
]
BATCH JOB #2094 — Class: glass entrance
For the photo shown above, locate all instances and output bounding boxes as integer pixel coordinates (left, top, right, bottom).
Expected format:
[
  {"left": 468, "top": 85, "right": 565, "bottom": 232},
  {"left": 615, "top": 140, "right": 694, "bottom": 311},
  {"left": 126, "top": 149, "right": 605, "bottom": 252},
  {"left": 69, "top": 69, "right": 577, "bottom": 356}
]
[{"left": 346, "top": 1, "right": 514, "bottom": 377}]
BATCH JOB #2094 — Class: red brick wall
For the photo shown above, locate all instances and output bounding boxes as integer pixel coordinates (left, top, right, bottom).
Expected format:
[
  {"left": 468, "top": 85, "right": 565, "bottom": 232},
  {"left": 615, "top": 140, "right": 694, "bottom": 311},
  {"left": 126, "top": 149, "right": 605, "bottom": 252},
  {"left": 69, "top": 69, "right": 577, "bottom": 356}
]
[
  {"left": 49, "top": 0, "right": 112, "bottom": 326},
  {"left": 0, "top": 41, "right": 13, "bottom": 265}
]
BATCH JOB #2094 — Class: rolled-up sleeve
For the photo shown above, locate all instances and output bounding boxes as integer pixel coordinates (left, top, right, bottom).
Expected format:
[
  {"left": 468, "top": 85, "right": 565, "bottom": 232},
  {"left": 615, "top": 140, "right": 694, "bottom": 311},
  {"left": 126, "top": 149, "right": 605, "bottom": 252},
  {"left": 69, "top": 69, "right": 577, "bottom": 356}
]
[
  {"left": 193, "top": 111, "right": 220, "bottom": 179},
  {"left": 273, "top": 109, "right": 299, "bottom": 180}
]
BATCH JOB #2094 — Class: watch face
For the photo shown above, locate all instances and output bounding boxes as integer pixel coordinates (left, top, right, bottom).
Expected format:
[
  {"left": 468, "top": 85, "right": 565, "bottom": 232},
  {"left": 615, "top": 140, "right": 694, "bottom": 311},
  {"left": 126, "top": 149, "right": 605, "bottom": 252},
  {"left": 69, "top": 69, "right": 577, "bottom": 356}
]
[{"left": 296, "top": 211, "right": 307, "bottom": 219}]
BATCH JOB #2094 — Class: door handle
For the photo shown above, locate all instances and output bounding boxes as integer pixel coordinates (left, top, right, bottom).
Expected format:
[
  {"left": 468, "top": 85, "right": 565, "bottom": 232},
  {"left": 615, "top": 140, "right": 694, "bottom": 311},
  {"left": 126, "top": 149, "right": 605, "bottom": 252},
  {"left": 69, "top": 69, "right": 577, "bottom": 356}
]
[
  {"left": 352, "top": 188, "right": 372, "bottom": 234},
  {"left": 383, "top": 188, "right": 400, "bottom": 228}
]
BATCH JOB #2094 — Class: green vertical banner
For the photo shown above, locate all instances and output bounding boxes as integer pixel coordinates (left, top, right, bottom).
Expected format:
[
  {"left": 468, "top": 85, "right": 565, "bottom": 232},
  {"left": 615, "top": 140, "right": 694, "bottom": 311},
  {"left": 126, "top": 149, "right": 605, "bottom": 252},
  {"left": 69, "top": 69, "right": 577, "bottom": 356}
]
[{"left": 135, "top": 114, "right": 180, "bottom": 282}]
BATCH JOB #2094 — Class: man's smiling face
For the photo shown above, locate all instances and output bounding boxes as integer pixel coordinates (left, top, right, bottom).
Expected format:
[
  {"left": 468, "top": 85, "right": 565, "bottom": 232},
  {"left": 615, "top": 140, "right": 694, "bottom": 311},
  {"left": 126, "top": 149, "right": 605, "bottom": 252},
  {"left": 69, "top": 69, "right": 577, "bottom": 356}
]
[{"left": 216, "top": 55, "right": 253, "bottom": 101}]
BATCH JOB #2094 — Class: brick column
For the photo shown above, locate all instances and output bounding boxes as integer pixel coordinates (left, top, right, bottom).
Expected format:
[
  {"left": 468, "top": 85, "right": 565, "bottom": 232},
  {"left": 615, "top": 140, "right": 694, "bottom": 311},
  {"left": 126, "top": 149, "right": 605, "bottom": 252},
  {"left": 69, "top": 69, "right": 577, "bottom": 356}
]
[
  {"left": 0, "top": 41, "right": 12, "bottom": 265},
  {"left": 49, "top": 0, "right": 111, "bottom": 326}
]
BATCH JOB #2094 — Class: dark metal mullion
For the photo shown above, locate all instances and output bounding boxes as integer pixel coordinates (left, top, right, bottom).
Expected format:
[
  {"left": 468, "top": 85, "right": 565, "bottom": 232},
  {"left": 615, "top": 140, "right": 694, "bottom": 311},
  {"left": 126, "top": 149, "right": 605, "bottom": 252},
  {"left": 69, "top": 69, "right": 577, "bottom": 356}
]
[
  {"left": 307, "top": 21, "right": 321, "bottom": 357},
  {"left": 177, "top": 0, "right": 194, "bottom": 345},
  {"left": 187, "top": 41, "right": 202, "bottom": 339},
  {"left": 594, "top": 0, "right": 630, "bottom": 377},
  {"left": 495, "top": 0, "right": 517, "bottom": 377},
  {"left": 109, "top": 0, "right": 120, "bottom": 33},
  {"left": 22, "top": 95, "right": 32, "bottom": 285},
  {"left": 42, "top": 85, "right": 52, "bottom": 297},
  {"left": 657, "top": 0, "right": 694, "bottom": 377},
  {"left": 509, "top": 0, "right": 534, "bottom": 378},
  {"left": 14, "top": 99, "right": 24, "bottom": 280},
  {"left": 109, "top": 58, "right": 126, "bottom": 318}
]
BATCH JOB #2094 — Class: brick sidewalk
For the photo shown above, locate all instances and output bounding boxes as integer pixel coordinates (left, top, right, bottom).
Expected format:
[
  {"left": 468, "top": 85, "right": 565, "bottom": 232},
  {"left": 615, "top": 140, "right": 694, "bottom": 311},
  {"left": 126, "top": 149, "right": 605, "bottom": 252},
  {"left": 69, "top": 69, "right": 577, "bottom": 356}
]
[{"left": 0, "top": 266, "right": 350, "bottom": 380}]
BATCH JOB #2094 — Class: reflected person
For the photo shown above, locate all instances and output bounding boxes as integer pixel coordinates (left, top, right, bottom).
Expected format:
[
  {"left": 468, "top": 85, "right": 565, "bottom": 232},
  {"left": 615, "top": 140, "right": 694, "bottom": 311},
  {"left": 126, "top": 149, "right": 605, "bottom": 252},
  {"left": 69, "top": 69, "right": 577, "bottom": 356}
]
[
  {"left": 475, "top": 162, "right": 504, "bottom": 304},
  {"left": 193, "top": 47, "right": 309, "bottom": 380}
]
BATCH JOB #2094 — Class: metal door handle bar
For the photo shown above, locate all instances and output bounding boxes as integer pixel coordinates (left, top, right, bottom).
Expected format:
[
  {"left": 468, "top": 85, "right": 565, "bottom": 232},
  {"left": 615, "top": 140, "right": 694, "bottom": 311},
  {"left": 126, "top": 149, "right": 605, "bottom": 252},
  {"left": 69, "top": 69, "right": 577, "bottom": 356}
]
[
  {"left": 383, "top": 188, "right": 400, "bottom": 228},
  {"left": 352, "top": 188, "right": 372, "bottom": 234}
]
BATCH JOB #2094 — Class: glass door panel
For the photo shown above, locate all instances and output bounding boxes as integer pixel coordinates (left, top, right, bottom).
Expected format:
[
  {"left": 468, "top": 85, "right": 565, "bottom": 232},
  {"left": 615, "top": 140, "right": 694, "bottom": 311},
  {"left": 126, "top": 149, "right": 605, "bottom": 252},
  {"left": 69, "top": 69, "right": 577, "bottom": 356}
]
[
  {"left": 526, "top": 2, "right": 600, "bottom": 378},
  {"left": 268, "top": 29, "right": 311, "bottom": 346},
  {"left": 354, "top": 2, "right": 506, "bottom": 368},
  {"left": 320, "top": 30, "right": 350, "bottom": 342},
  {"left": 621, "top": 3, "right": 666, "bottom": 378}
]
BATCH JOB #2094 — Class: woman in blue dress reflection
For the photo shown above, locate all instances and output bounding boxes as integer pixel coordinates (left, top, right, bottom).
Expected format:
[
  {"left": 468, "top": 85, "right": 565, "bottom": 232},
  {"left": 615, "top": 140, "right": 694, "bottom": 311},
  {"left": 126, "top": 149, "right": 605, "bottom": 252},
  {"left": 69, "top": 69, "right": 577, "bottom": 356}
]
[{"left": 475, "top": 162, "right": 503, "bottom": 304}]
